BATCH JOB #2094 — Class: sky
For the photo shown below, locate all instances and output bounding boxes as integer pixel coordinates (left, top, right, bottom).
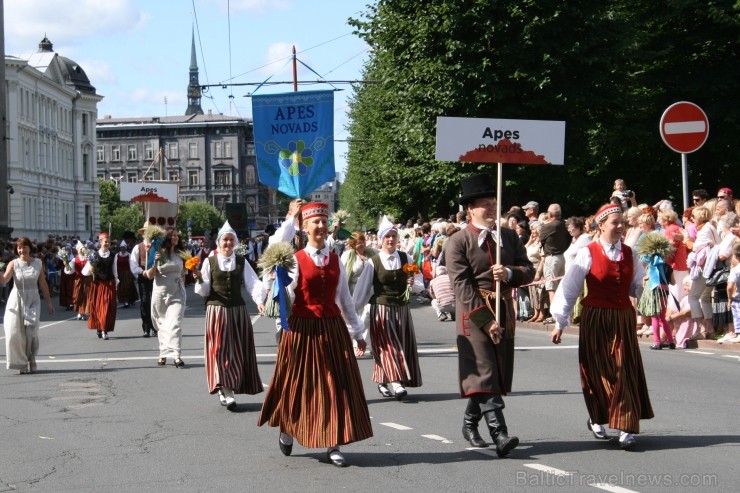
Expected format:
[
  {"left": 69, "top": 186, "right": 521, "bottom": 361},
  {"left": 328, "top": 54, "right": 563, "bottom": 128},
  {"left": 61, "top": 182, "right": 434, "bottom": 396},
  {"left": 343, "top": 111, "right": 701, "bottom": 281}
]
[{"left": 4, "top": 0, "right": 373, "bottom": 175}]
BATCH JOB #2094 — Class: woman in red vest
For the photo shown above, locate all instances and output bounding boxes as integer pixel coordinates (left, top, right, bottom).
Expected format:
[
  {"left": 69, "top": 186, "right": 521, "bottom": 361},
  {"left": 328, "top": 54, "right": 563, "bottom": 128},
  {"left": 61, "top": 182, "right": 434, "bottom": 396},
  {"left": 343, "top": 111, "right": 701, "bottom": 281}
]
[
  {"left": 550, "top": 204, "right": 654, "bottom": 450},
  {"left": 258, "top": 202, "right": 372, "bottom": 468}
]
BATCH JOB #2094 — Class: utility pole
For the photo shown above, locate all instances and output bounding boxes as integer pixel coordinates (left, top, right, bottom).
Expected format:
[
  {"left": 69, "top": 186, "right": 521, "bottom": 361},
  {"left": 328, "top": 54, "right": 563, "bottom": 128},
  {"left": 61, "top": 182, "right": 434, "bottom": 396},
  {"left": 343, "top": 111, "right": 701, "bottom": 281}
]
[{"left": 0, "top": 1, "right": 12, "bottom": 238}]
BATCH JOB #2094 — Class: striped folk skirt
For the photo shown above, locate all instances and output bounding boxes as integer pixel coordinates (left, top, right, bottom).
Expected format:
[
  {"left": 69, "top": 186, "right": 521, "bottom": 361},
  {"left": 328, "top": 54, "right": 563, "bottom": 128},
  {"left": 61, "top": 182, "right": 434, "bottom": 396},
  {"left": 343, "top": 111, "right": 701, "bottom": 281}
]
[
  {"left": 578, "top": 306, "right": 654, "bottom": 434},
  {"left": 204, "top": 304, "right": 263, "bottom": 395},
  {"left": 258, "top": 315, "right": 373, "bottom": 448},
  {"left": 87, "top": 278, "right": 116, "bottom": 332},
  {"left": 73, "top": 276, "right": 91, "bottom": 313},
  {"left": 369, "top": 304, "right": 422, "bottom": 387}
]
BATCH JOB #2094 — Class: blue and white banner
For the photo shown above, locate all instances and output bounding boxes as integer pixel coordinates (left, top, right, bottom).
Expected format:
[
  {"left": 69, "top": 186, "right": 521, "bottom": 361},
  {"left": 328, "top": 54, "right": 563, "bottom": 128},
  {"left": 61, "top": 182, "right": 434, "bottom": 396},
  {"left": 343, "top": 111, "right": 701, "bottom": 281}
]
[{"left": 253, "top": 90, "right": 335, "bottom": 198}]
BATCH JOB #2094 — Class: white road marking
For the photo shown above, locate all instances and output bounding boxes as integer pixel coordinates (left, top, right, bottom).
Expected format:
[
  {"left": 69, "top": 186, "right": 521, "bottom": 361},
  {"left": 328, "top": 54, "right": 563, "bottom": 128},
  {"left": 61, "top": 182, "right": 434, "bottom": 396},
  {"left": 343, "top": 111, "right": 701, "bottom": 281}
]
[
  {"left": 523, "top": 463, "right": 574, "bottom": 475},
  {"left": 591, "top": 484, "right": 638, "bottom": 493},
  {"left": 421, "top": 434, "right": 453, "bottom": 444},
  {"left": 684, "top": 350, "right": 715, "bottom": 355},
  {"left": 381, "top": 422, "right": 412, "bottom": 430},
  {"left": 721, "top": 354, "right": 740, "bottom": 360}
]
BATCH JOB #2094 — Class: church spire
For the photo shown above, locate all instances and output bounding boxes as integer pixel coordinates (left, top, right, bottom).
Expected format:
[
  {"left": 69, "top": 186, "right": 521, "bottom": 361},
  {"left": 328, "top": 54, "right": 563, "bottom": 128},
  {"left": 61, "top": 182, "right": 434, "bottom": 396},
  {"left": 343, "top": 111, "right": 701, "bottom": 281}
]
[{"left": 185, "top": 26, "right": 203, "bottom": 115}]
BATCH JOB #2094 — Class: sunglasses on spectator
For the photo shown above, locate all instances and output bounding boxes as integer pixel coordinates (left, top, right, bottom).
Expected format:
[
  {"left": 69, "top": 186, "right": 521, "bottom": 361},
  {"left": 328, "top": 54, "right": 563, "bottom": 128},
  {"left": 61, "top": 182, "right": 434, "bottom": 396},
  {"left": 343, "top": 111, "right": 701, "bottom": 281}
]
[
  {"left": 717, "top": 195, "right": 727, "bottom": 199},
  {"left": 692, "top": 198, "right": 702, "bottom": 202}
]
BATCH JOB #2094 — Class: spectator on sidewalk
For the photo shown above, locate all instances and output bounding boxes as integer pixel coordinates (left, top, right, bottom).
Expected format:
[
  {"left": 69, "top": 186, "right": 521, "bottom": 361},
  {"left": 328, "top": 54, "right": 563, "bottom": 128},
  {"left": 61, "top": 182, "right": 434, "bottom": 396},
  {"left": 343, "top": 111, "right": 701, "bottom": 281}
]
[
  {"left": 536, "top": 203, "right": 570, "bottom": 322},
  {"left": 429, "top": 265, "right": 455, "bottom": 321}
]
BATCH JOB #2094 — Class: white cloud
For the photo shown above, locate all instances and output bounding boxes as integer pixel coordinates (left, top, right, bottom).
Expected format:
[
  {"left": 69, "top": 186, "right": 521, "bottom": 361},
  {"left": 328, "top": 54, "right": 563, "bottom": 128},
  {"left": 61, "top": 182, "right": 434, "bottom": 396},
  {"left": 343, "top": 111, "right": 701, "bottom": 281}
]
[
  {"left": 261, "top": 42, "right": 310, "bottom": 77},
  {"left": 77, "top": 59, "right": 118, "bottom": 85},
  {"left": 4, "top": 0, "right": 148, "bottom": 53}
]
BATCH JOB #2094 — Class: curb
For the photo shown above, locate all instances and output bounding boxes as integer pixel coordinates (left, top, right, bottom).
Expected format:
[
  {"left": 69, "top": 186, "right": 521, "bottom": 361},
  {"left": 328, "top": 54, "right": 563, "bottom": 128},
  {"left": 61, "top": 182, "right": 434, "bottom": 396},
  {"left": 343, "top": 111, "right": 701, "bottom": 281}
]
[{"left": 516, "top": 320, "right": 740, "bottom": 353}]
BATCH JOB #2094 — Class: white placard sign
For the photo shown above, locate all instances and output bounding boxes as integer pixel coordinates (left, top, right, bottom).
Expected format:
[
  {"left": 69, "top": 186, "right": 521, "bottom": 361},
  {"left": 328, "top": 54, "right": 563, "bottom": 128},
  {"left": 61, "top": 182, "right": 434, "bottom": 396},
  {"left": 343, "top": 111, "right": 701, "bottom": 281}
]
[
  {"left": 435, "top": 116, "right": 566, "bottom": 165},
  {"left": 119, "top": 181, "right": 179, "bottom": 203}
]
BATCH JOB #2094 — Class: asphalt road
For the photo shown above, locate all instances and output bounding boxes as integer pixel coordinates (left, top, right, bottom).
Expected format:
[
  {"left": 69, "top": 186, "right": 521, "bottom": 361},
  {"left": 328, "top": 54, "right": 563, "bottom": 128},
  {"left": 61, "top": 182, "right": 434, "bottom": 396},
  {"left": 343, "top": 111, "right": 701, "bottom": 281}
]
[{"left": 1, "top": 289, "right": 739, "bottom": 492}]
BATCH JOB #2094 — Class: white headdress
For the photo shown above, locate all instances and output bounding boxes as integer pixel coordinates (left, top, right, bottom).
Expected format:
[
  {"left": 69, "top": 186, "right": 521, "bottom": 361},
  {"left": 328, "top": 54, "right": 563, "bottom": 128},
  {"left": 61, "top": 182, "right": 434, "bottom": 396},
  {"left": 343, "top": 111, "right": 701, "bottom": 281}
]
[
  {"left": 119, "top": 240, "right": 127, "bottom": 248},
  {"left": 377, "top": 215, "right": 397, "bottom": 241},
  {"left": 217, "top": 220, "right": 238, "bottom": 243}
]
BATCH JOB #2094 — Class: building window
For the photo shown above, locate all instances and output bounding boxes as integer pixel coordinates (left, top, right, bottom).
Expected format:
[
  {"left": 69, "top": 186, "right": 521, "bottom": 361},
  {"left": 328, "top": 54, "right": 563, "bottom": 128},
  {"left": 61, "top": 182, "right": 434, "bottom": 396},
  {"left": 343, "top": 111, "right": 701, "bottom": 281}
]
[
  {"left": 127, "top": 145, "right": 137, "bottom": 161},
  {"left": 167, "top": 142, "right": 178, "bottom": 159},
  {"left": 97, "top": 173, "right": 105, "bottom": 181},
  {"left": 83, "top": 153, "right": 89, "bottom": 181},
  {"left": 127, "top": 172, "right": 138, "bottom": 182},
  {"left": 144, "top": 172, "right": 153, "bottom": 181},
  {"left": 96, "top": 145, "right": 104, "bottom": 162},
  {"left": 169, "top": 171, "right": 180, "bottom": 182},
  {"left": 188, "top": 170, "right": 199, "bottom": 186},
  {"left": 144, "top": 143, "right": 154, "bottom": 160},
  {"left": 112, "top": 145, "right": 121, "bottom": 161},
  {"left": 214, "top": 142, "right": 222, "bottom": 158},
  {"left": 215, "top": 196, "right": 227, "bottom": 210},
  {"left": 215, "top": 170, "right": 231, "bottom": 187},
  {"left": 85, "top": 204, "right": 92, "bottom": 232},
  {"left": 246, "top": 165, "right": 256, "bottom": 185},
  {"left": 224, "top": 141, "right": 232, "bottom": 158},
  {"left": 82, "top": 113, "right": 88, "bottom": 136},
  {"left": 246, "top": 143, "right": 255, "bottom": 156},
  {"left": 188, "top": 142, "right": 198, "bottom": 159}
]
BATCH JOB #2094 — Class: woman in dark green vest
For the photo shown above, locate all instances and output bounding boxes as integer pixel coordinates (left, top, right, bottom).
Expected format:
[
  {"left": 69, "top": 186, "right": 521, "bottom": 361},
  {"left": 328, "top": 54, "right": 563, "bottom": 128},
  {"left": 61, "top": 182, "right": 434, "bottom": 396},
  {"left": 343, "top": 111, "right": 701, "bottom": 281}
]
[
  {"left": 353, "top": 216, "right": 422, "bottom": 401},
  {"left": 194, "top": 221, "right": 265, "bottom": 411}
]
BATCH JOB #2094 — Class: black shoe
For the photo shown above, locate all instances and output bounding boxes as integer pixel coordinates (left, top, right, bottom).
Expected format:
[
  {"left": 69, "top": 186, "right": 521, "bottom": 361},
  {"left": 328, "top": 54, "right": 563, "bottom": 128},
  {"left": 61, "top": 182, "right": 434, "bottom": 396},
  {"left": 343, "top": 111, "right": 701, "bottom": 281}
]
[
  {"left": 450, "top": 313, "right": 456, "bottom": 321},
  {"left": 174, "top": 358, "right": 185, "bottom": 368},
  {"left": 650, "top": 344, "right": 662, "bottom": 350},
  {"left": 587, "top": 418, "right": 609, "bottom": 439},
  {"left": 438, "top": 312, "right": 448, "bottom": 321},
  {"left": 157, "top": 358, "right": 166, "bottom": 366},
  {"left": 493, "top": 433, "right": 519, "bottom": 457},
  {"left": 143, "top": 330, "right": 150, "bottom": 338},
  {"left": 96, "top": 330, "right": 102, "bottom": 339},
  {"left": 377, "top": 384, "right": 392, "bottom": 398},
  {"left": 327, "top": 448, "right": 348, "bottom": 467},
  {"left": 279, "top": 433, "right": 293, "bottom": 456},
  {"left": 462, "top": 425, "right": 488, "bottom": 448},
  {"left": 668, "top": 343, "right": 676, "bottom": 349}
]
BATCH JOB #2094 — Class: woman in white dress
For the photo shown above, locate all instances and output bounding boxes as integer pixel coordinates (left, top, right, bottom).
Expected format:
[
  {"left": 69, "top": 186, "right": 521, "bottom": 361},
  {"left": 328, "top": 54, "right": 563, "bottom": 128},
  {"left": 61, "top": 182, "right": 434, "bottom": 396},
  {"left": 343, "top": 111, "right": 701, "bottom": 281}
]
[
  {"left": 144, "top": 228, "right": 187, "bottom": 368},
  {"left": 1, "top": 237, "right": 55, "bottom": 373}
]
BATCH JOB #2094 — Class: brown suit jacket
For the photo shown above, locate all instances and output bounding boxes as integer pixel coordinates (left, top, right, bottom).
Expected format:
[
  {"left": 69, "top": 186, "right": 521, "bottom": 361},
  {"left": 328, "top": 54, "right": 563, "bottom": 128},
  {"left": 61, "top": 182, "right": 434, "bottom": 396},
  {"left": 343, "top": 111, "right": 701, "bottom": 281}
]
[{"left": 445, "top": 226, "right": 534, "bottom": 396}]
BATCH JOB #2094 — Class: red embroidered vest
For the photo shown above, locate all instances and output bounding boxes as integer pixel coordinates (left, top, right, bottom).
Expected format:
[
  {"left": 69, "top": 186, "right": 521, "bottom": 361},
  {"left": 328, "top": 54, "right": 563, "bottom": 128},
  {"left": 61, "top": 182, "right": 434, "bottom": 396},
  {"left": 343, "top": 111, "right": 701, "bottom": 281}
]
[
  {"left": 292, "top": 249, "right": 342, "bottom": 318},
  {"left": 582, "top": 241, "right": 633, "bottom": 309}
]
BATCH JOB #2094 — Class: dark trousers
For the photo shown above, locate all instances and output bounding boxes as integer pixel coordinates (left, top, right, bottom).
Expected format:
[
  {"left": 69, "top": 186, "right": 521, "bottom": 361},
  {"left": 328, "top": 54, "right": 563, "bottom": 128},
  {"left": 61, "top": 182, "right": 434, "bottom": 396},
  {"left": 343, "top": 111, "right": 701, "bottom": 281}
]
[{"left": 137, "top": 275, "right": 154, "bottom": 333}]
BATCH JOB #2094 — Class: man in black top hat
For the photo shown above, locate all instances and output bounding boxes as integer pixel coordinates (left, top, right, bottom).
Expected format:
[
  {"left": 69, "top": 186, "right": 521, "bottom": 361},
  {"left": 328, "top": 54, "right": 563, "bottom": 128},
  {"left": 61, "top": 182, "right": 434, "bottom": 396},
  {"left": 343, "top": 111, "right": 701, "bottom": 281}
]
[{"left": 445, "top": 173, "right": 534, "bottom": 456}]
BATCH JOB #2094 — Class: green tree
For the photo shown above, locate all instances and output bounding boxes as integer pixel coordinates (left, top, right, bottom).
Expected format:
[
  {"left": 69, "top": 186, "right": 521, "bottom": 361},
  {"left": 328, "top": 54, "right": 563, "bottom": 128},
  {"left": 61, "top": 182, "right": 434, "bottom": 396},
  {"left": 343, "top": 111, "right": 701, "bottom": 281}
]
[
  {"left": 343, "top": 0, "right": 739, "bottom": 219},
  {"left": 98, "top": 180, "right": 125, "bottom": 231},
  {"left": 177, "top": 201, "right": 224, "bottom": 237},
  {"left": 107, "top": 204, "right": 144, "bottom": 240}
]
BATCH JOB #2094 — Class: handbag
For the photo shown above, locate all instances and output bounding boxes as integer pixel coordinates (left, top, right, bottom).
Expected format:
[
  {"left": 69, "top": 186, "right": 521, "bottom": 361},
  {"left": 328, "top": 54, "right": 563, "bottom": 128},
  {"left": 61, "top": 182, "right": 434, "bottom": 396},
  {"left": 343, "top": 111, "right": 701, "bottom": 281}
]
[
  {"left": 421, "top": 258, "right": 434, "bottom": 280},
  {"left": 705, "top": 265, "right": 729, "bottom": 287}
]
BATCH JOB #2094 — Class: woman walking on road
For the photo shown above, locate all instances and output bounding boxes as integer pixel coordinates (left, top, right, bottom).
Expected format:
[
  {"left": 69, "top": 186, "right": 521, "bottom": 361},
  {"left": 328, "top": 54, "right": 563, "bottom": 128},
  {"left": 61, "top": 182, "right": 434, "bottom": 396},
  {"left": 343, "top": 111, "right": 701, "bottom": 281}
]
[
  {"left": 144, "top": 227, "right": 187, "bottom": 368},
  {"left": 194, "top": 221, "right": 265, "bottom": 410},
  {"left": 258, "top": 202, "right": 372, "bottom": 468},
  {"left": 352, "top": 216, "right": 422, "bottom": 401},
  {"left": 82, "top": 233, "right": 118, "bottom": 340},
  {"left": 550, "top": 204, "right": 654, "bottom": 450},
  {"left": 2, "top": 237, "right": 55, "bottom": 374}
]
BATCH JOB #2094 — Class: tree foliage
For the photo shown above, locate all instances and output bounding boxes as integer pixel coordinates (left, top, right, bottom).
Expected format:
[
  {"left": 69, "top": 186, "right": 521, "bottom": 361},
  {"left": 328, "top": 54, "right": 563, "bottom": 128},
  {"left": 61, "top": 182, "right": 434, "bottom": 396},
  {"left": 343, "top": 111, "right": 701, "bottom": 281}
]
[
  {"left": 176, "top": 201, "right": 224, "bottom": 237},
  {"left": 342, "top": 0, "right": 739, "bottom": 221}
]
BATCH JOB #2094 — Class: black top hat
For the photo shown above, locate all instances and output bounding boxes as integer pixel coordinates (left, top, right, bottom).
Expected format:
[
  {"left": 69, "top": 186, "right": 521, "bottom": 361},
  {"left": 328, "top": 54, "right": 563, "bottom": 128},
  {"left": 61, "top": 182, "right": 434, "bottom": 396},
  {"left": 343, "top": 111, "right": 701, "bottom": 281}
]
[{"left": 459, "top": 173, "right": 497, "bottom": 205}]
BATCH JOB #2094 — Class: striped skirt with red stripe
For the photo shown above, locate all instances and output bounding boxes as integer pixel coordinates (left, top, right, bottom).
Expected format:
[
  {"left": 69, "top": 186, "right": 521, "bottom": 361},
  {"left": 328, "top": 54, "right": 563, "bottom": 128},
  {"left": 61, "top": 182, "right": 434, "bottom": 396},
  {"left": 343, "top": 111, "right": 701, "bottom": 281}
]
[
  {"left": 257, "top": 315, "right": 373, "bottom": 448},
  {"left": 87, "top": 278, "right": 116, "bottom": 332},
  {"left": 204, "top": 304, "right": 263, "bottom": 395},
  {"left": 73, "top": 276, "right": 91, "bottom": 313},
  {"left": 578, "top": 305, "right": 654, "bottom": 434},
  {"left": 369, "top": 304, "right": 422, "bottom": 387}
]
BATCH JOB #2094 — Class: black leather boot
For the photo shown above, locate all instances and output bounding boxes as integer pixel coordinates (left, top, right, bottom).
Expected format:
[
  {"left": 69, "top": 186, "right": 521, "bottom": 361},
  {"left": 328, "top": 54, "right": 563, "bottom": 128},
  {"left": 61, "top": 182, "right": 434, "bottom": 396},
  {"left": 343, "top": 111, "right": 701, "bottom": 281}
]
[
  {"left": 462, "top": 401, "right": 488, "bottom": 448},
  {"left": 484, "top": 409, "right": 519, "bottom": 457}
]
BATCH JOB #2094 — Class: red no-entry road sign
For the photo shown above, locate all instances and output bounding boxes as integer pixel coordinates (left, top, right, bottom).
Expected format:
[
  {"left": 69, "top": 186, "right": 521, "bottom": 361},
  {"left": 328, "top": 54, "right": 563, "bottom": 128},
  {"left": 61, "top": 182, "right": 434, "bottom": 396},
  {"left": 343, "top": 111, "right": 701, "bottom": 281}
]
[{"left": 660, "top": 101, "right": 709, "bottom": 154}]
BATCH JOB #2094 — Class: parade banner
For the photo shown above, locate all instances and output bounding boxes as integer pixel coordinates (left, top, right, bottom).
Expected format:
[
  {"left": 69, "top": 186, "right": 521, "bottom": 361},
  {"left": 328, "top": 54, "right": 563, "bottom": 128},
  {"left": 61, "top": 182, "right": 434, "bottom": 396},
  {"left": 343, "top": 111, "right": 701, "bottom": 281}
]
[
  {"left": 435, "top": 116, "right": 566, "bottom": 165},
  {"left": 253, "top": 90, "right": 336, "bottom": 198},
  {"left": 120, "top": 181, "right": 179, "bottom": 227}
]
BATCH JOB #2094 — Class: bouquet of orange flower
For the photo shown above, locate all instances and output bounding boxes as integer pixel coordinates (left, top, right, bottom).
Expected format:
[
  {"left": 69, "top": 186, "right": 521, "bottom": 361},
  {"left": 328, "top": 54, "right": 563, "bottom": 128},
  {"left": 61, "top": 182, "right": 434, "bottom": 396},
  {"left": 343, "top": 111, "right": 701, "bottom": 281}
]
[
  {"left": 177, "top": 251, "right": 200, "bottom": 271},
  {"left": 401, "top": 263, "right": 420, "bottom": 304}
]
